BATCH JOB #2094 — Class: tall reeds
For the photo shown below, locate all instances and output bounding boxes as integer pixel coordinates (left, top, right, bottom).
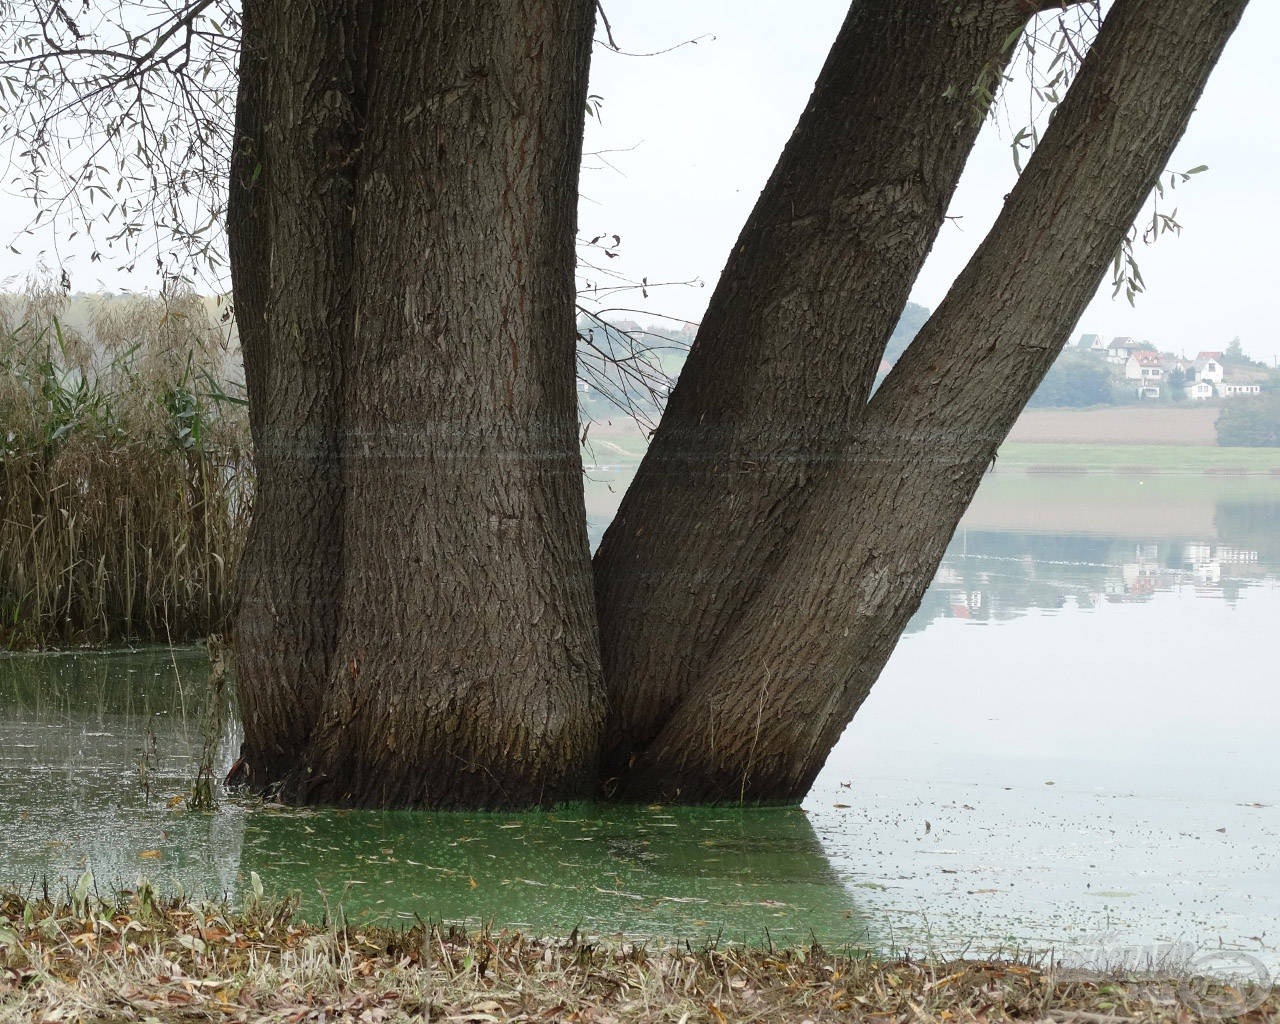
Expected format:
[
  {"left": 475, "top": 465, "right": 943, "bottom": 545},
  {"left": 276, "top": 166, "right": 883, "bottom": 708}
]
[{"left": 0, "top": 281, "right": 252, "bottom": 646}]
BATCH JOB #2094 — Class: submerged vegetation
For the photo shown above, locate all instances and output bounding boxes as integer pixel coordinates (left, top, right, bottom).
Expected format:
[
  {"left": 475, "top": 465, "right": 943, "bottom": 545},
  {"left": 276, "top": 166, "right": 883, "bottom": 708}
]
[
  {"left": 1, "top": 888, "right": 1273, "bottom": 1023},
  {"left": 0, "top": 284, "right": 251, "bottom": 647}
]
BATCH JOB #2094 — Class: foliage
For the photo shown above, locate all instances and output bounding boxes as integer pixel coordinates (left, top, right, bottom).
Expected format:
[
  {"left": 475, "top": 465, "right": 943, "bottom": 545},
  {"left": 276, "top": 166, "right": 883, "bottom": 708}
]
[
  {"left": 1216, "top": 391, "right": 1280, "bottom": 447},
  {"left": 576, "top": 311, "right": 692, "bottom": 432},
  {"left": 1027, "top": 352, "right": 1115, "bottom": 408},
  {"left": 0, "top": 1, "right": 239, "bottom": 281},
  {"left": 1221, "top": 336, "right": 1267, "bottom": 367},
  {"left": 0, "top": 280, "right": 250, "bottom": 646}
]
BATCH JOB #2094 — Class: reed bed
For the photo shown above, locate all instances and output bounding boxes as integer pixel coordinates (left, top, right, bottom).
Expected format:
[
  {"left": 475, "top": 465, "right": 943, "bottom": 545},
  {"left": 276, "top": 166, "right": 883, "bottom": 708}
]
[
  {"left": 0, "top": 283, "right": 252, "bottom": 647},
  {"left": 0, "top": 887, "right": 1273, "bottom": 1023}
]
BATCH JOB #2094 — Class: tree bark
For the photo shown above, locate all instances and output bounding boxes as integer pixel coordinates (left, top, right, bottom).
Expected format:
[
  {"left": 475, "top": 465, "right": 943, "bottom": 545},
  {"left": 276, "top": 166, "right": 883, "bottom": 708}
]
[
  {"left": 626, "top": 0, "right": 1248, "bottom": 803},
  {"left": 592, "top": 0, "right": 1079, "bottom": 785},
  {"left": 230, "top": 0, "right": 603, "bottom": 808},
  {"left": 229, "top": 0, "right": 352, "bottom": 784},
  {"left": 296, "top": 0, "right": 603, "bottom": 809}
]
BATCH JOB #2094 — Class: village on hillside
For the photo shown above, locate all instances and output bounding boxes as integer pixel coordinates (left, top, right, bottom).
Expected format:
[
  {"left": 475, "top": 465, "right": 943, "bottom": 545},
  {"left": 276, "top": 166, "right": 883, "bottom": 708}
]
[{"left": 1075, "top": 333, "right": 1268, "bottom": 401}]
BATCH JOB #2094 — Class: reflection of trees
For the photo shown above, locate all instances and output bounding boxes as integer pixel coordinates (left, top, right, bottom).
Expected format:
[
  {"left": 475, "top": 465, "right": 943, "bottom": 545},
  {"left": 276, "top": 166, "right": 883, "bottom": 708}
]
[
  {"left": 906, "top": 531, "right": 1125, "bottom": 634},
  {"left": 238, "top": 804, "right": 873, "bottom": 947},
  {"left": 1214, "top": 501, "right": 1280, "bottom": 564},
  {"left": 908, "top": 516, "right": 1277, "bottom": 635}
]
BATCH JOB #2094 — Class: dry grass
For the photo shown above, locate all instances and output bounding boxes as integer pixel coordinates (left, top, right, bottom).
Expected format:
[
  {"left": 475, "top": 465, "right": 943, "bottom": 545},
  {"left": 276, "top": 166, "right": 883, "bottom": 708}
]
[
  {"left": 0, "top": 890, "right": 1274, "bottom": 1023},
  {"left": 0, "top": 282, "right": 251, "bottom": 647}
]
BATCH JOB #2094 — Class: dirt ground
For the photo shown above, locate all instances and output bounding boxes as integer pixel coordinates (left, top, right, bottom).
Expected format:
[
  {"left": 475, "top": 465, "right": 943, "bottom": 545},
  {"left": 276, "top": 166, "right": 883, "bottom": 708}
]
[{"left": 1006, "top": 406, "right": 1219, "bottom": 445}]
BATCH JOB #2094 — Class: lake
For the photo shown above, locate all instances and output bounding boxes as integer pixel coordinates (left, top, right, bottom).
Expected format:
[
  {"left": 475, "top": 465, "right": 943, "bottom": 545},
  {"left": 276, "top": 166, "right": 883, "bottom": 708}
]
[{"left": 2, "top": 468, "right": 1277, "bottom": 975}]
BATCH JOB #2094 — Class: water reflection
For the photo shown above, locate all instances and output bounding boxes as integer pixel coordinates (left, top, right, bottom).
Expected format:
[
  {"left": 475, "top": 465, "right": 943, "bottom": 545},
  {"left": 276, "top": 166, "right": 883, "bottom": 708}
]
[
  {"left": 0, "top": 649, "right": 869, "bottom": 945},
  {"left": 1, "top": 481, "right": 1277, "bottom": 967},
  {"left": 910, "top": 496, "right": 1280, "bottom": 631},
  {"left": 0, "top": 648, "right": 243, "bottom": 898},
  {"left": 813, "top": 486, "right": 1280, "bottom": 970}
]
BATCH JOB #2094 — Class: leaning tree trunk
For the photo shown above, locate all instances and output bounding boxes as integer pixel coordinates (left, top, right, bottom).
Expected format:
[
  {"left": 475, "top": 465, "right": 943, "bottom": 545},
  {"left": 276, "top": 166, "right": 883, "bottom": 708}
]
[
  {"left": 230, "top": 0, "right": 604, "bottom": 808},
  {"left": 592, "top": 0, "right": 1089, "bottom": 785},
  {"left": 624, "top": 0, "right": 1248, "bottom": 803}
]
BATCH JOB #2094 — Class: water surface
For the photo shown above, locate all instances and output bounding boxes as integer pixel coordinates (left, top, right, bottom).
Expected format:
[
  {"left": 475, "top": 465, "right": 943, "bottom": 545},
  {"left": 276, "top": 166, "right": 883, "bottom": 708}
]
[{"left": 2, "top": 472, "right": 1277, "bottom": 970}]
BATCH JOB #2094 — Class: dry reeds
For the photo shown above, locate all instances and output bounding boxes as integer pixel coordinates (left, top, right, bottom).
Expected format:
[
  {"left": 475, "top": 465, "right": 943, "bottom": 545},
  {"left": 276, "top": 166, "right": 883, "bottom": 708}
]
[
  {"left": 0, "top": 280, "right": 251, "bottom": 647},
  {"left": 1, "top": 887, "right": 1274, "bottom": 1023}
]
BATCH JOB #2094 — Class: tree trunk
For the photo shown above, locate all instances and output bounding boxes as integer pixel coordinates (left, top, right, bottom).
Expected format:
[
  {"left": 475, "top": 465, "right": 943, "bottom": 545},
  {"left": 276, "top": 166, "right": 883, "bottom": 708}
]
[
  {"left": 294, "top": 0, "right": 603, "bottom": 809},
  {"left": 230, "top": 0, "right": 604, "bottom": 808},
  {"left": 227, "top": 0, "right": 1248, "bottom": 810},
  {"left": 592, "top": 0, "right": 1081, "bottom": 785},
  {"left": 625, "top": 0, "right": 1248, "bottom": 803},
  {"left": 229, "top": 0, "right": 351, "bottom": 784}
]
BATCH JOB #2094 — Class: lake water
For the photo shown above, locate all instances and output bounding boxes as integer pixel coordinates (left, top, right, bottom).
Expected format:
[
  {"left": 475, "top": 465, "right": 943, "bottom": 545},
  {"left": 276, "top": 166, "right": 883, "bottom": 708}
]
[{"left": 2, "top": 469, "right": 1277, "bottom": 976}]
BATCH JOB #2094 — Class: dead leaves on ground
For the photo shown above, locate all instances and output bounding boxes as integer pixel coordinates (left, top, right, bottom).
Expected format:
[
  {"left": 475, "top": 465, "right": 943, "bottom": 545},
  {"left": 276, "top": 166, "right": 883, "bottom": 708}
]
[{"left": 0, "top": 892, "right": 1275, "bottom": 1023}]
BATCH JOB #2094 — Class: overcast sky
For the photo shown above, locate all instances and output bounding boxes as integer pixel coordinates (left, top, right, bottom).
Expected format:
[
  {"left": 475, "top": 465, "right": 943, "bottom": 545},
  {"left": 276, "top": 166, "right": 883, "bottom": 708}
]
[
  {"left": 581, "top": 0, "right": 1280, "bottom": 363},
  {"left": 3, "top": 2, "right": 1276, "bottom": 363}
]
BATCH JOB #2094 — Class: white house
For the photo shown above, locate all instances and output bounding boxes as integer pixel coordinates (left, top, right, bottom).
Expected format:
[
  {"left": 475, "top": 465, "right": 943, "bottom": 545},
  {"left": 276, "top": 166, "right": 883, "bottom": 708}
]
[
  {"left": 1125, "top": 351, "right": 1164, "bottom": 381},
  {"left": 1219, "top": 380, "right": 1262, "bottom": 398},
  {"left": 1107, "top": 337, "right": 1140, "bottom": 364},
  {"left": 1194, "top": 352, "right": 1225, "bottom": 384},
  {"left": 1184, "top": 380, "right": 1215, "bottom": 400}
]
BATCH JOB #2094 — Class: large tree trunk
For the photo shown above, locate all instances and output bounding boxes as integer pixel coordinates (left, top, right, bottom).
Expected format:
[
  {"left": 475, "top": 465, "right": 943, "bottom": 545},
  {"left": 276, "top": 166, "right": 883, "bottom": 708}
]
[
  {"left": 228, "top": 0, "right": 1247, "bottom": 811},
  {"left": 624, "top": 0, "right": 1248, "bottom": 803},
  {"left": 592, "top": 0, "right": 1083, "bottom": 785},
  {"left": 230, "top": 0, "right": 604, "bottom": 808},
  {"left": 229, "top": 0, "right": 351, "bottom": 784}
]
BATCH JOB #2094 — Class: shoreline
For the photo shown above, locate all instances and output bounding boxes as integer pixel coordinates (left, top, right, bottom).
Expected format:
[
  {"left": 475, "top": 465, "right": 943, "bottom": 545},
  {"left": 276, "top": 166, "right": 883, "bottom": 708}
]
[{"left": 1, "top": 892, "right": 1272, "bottom": 1022}]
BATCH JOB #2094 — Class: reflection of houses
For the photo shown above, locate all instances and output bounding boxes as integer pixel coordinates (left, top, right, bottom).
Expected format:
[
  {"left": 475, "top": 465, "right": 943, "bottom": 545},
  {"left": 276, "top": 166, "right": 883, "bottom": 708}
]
[
  {"left": 1105, "top": 543, "right": 1165, "bottom": 601},
  {"left": 948, "top": 590, "right": 987, "bottom": 621},
  {"left": 1179, "top": 540, "right": 1262, "bottom": 591},
  {"left": 1216, "top": 545, "right": 1259, "bottom": 564}
]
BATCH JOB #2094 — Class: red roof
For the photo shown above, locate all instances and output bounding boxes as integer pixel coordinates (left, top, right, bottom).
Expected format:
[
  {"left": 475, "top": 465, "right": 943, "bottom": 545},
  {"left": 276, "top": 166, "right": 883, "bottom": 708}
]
[{"left": 1132, "top": 352, "right": 1162, "bottom": 367}]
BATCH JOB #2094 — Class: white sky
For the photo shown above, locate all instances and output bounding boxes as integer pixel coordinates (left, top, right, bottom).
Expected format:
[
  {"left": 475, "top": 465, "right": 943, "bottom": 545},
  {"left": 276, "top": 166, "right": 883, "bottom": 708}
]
[
  {"left": 3, "top": 2, "right": 1276, "bottom": 363},
  {"left": 581, "top": 0, "right": 1280, "bottom": 363}
]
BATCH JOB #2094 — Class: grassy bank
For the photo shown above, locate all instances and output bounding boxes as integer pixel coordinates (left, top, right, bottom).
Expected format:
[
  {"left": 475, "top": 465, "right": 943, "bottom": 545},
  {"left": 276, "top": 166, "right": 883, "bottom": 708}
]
[
  {"left": 1, "top": 891, "right": 1273, "bottom": 1023},
  {"left": 996, "top": 442, "right": 1280, "bottom": 474},
  {"left": 0, "top": 286, "right": 250, "bottom": 647}
]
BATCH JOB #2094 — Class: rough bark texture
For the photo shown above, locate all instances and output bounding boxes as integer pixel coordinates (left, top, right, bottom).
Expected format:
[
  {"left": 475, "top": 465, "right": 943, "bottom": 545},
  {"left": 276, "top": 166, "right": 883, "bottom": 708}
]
[
  {"left": 230, "top": 0, "right": 603, "bottom": 808},
  {"left": 227, "top": 0, "right": 1247, "bottom": 810},
  {"left": 626, "top": 0, "right": 1248, "bottom": 803},
  {"left": 298, "top": 0, "right": 602, "bottom": 809},
  {"left": 229, "top": 0, "right": 351, "bottom": 784},
  {"left": 592, "top": 0, "right": 1075, "bottom": 784}
]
